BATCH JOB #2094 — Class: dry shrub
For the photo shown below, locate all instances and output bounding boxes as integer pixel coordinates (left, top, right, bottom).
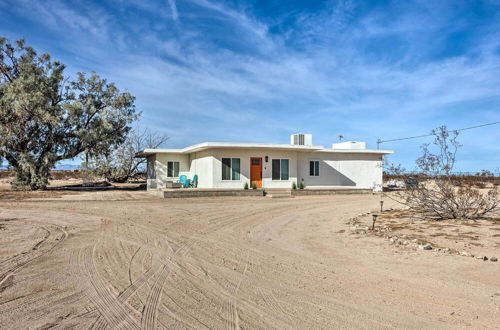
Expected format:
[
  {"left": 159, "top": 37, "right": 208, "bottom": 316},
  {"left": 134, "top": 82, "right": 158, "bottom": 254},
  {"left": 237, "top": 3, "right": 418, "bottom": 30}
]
[
  {"left": 474, "top": 181, "right": 486, "bottom": 189},
  {"left": 399, "top": 178, "right": 499, "bottom": 219},
  {"left": 387, "top": 126, "right": 499, "bottom": 220}
]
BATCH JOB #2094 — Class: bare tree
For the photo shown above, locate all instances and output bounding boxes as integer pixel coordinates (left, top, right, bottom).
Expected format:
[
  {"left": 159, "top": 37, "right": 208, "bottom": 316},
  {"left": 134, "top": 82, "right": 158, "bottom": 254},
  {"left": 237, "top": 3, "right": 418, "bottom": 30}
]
[
  {"left": 388, "top": 126, "right": 499, "bottom": 220},
  {"left": 84, "top": 128, "right": 168, "bottom": 183},
  {"left": 416, "top": 126, "right": 461, "bottom": 175}
]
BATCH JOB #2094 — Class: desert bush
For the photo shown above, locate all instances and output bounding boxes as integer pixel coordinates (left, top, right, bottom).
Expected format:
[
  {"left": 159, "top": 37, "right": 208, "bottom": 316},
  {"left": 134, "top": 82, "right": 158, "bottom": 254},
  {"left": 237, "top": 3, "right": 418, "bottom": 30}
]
[
  {"left": 244, "top": 182, "right": 249, "bottom": 190},
  {"left": 397, "top": 178, "right": 498, "bottom": 219},
  {"left": 83, "top": 128, "right": 168, "bottom": 183},
  {"left": 387, "top": 126, "right": 499, "bottom": 220},
  {"left": 252, "top": 183, "right": 257, "bottom": 189},
  {"left": 292, "top": 181, "right": 297, "bottom": 189},
  {"left": 474, "top": 181, "right": 486, "bottom": 189},
  {"left": 451, "top": 177, "right": 465, "bottom": 187},
  {"left": 298, "top": 181, "right": 305, "bottom": 189}
]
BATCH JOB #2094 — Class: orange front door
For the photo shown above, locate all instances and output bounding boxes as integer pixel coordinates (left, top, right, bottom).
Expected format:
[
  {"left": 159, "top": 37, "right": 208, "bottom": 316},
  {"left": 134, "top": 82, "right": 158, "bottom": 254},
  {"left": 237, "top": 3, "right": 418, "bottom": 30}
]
[{"left": 250, "top": 157, "right": 262, "bottom": 188}]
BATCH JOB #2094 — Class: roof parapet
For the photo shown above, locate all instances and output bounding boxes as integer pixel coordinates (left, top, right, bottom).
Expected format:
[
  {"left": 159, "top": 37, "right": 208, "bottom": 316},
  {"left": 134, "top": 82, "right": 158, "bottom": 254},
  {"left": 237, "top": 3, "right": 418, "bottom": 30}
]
[{"left": 332, "top": 141, "right": 366, "bottom": 150}]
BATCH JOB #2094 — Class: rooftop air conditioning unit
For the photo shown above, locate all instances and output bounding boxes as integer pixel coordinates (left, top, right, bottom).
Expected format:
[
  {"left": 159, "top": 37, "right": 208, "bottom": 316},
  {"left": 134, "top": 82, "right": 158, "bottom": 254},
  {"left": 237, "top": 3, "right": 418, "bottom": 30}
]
[{"left": 290, "top": 134, "right": 312, "bottom": 146}]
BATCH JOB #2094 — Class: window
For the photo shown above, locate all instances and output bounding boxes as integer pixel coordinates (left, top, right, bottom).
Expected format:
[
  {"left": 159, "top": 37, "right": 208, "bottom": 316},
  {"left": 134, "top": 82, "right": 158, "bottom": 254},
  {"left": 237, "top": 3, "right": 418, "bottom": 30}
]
[
  {"left": 231, "top": 158, "right": 240, "bottom": 180},
  {"left": 309, "top": 160, "right": 320, "bottom": 176},
  {"left": 167, "top": 161, "right": 180, "bottom": 177},
  {"left": 272, "top": 159, "right": 289, "bottom": 180},
  {"left": 222, "top": 158, "right": 240, "bottom": 180}
]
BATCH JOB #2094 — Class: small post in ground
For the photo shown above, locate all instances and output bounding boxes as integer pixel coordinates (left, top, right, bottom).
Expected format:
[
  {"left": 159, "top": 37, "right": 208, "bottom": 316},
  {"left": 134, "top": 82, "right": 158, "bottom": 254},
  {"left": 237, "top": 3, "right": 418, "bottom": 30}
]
[
  {"left": 380, "top": 200, "right": 384, "bottom": 212},
  {"left": 372, "top": 214, "right": 378, "bottom": 230}
]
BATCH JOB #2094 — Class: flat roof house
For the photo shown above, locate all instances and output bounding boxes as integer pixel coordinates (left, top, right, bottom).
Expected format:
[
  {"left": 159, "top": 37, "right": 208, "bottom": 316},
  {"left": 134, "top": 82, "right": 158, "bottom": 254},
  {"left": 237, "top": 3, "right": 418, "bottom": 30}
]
[{"left": 136, "top": 134, "right": 393, "bottom": 192}]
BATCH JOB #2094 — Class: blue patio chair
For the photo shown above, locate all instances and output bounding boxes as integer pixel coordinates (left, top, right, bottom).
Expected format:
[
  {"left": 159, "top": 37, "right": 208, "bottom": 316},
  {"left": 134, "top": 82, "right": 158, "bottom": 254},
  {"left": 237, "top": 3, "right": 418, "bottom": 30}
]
[
  {"left": 189, "top": 174, "right": 198, "bottom": 188},
  {"left": 178, "top": 175, "right": 189, "bottom": 188}
]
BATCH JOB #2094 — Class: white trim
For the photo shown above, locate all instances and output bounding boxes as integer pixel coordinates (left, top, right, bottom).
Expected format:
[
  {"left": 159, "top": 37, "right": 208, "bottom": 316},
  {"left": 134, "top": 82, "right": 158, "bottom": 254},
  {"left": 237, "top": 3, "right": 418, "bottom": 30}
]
[
  {"left": 167, "top": 161, "right": 180, "bottom": 178},
  {"left": 136, "top": 142, "right": 394, "bottom": 157}
]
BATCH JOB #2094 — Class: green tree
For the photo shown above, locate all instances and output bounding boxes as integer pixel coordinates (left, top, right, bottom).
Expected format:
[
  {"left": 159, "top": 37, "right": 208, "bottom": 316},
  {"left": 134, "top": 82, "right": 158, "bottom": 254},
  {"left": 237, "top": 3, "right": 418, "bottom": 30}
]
[{"left": 0, "top": 37, "right": 138, "bottom": 189}]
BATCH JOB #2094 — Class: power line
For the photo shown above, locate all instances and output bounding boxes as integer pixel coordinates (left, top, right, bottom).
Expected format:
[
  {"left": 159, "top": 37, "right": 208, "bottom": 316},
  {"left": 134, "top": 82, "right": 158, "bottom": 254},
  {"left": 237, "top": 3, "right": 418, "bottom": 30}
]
[
  {"left": 377, "top": 121, "right": 500, "bottom": 148},
  {"left": 455, "top": 121, "right": 500, "bottom": 132}
]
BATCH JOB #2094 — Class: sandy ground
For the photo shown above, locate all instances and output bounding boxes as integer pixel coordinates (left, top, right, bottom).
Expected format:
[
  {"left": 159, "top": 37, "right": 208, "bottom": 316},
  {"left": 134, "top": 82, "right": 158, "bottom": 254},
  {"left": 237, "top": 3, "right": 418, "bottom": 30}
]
[
  {"left": 0, "top": 189, "right": 499, "bottom": 329},
  {"left": 350, "top": 209, "right": 500, "bottom": 259}
]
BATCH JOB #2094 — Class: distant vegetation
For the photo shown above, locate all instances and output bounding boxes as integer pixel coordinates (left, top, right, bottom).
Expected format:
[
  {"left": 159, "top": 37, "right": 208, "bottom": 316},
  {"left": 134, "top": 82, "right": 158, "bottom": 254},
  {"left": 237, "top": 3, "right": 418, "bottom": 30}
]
[{"left": 386, "top": 126, "right": 499, "bottom": 220}]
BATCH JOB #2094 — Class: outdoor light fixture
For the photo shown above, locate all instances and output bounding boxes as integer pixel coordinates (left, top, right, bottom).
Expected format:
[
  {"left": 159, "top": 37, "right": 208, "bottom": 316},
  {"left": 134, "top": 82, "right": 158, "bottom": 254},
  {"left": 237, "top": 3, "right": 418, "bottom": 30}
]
[
  {"left": 372, "top": 214, "right": 378, "bottom": 230},
  {"left": 265, "top": 156, "right": 268, "bottom": 162},
  {"left": 380, "top": 200, "right": 384, "bottom": 212}
]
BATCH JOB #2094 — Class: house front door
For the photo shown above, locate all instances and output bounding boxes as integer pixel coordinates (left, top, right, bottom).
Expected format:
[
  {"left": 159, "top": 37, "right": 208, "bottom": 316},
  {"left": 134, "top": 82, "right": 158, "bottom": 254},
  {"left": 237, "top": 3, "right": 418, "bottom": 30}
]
[{"left": 250, "top": 157, "right": 262, "bottom": 188}]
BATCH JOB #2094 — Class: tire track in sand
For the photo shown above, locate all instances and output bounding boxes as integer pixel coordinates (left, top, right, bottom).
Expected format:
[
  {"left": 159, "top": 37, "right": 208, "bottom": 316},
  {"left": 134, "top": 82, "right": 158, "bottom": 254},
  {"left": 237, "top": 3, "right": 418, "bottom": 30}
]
[
  {"left": 222, "top": 251, "right": 250, "bottom": 330},
  {"left": 0, "top": 222, "right": 68, "bottom": 289},
  {"left": 88, "top": 248, "right": 162, "bottom": 329},
  {"left": 89, "top": 222, "right": 177, "bottom": 329},
  {"left": 79, "top": 245, "right": 141, "bottom": 329},
  {"left": 249, "top": 214, "right": 297, "bottom": 327},
  {"left": 140, "top": 241, "right": 194, "bottom": 330},
  {"left": 141, "top": 264, "right": 170, "bottom": 330}
]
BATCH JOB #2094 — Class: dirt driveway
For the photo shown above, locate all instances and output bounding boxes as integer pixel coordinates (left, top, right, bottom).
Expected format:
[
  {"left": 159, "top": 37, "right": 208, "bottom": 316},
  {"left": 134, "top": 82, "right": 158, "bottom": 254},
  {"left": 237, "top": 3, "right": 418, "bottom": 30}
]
[{"left": 0, "top": 192, "right": 499, "bottom": 329}]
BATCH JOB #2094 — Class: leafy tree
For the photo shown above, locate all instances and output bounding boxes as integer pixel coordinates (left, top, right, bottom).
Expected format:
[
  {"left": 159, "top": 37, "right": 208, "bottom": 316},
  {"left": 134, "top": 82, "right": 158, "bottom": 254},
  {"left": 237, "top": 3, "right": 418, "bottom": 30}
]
[
  {"left": 0, "top": 37, "right": 138, "bottom": 189},
  {"left": 83, "top": 128, "right": 169, "bottom": 183}
]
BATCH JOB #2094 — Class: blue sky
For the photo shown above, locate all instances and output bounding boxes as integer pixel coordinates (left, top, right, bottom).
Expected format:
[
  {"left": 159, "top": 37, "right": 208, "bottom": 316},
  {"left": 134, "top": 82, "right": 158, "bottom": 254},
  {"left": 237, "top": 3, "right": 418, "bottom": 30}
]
[{"left": 1, "top": 0, "right": 499, "bottom": 172}]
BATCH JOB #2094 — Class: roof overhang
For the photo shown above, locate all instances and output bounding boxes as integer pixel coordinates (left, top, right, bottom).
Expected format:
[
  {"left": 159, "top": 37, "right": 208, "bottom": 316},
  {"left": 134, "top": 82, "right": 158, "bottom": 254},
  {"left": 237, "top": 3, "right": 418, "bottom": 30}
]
[
  {"left": 135, "top": 142, "right": 394, "bottom": 157},
  {"left": 184, "top": 142, "right": 324, "bottom": 153},
  {"left": 135, "top": 149, "right": 184, "bottom": 157},
  {"left": 316, "top": 149, "right": 393, "bottom": 155}
]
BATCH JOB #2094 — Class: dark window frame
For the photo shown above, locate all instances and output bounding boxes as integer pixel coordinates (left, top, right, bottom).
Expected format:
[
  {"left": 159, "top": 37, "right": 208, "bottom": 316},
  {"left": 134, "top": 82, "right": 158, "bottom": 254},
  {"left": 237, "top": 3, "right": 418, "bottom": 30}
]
[
  {"left": 309, "top": 160, "right": 320, "bottom": 177},
  {"left": 222, "top": 157, "right": 241, "bottom": 180},
  {"left": 272, "top": 159, "right": 289, "bottom": 180}
]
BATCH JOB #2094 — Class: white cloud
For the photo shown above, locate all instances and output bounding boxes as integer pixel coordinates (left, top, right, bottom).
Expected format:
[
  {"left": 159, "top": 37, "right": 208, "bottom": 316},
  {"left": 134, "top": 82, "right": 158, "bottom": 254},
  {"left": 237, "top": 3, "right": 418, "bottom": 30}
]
[
  {"left": 14, "top": 0, "right": 112, "bottom": 39},
  {"left": 167, "top": 0, "right": 179, "bottom": 21},
  {"left": 1, "top": 0, "right": 499, "bottom": 170}
]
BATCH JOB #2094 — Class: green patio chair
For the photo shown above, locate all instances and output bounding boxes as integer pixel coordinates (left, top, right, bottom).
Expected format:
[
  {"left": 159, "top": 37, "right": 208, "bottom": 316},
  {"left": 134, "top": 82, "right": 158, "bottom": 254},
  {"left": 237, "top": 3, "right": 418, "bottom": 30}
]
[
  {"left": 178, "top": 175, "right": 190, "bottom": 188},
  {"left": 189, "top": 174, "right": 198, "bottom": 188}
]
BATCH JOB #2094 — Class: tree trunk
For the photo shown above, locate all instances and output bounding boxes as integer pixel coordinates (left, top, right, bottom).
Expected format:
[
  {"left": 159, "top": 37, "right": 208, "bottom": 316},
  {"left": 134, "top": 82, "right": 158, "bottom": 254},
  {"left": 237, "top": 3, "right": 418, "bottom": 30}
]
[{"left": 12, "top": 157, "right": 50, "bottom": 190}]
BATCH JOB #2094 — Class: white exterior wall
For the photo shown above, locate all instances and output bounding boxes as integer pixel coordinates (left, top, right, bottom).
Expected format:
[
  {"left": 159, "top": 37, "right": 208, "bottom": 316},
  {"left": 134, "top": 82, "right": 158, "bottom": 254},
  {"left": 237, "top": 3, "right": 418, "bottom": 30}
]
[
  {"left": 208, "top": 148, "right": 298, "bottom": 189},
  {"left": 188, "top": 150, "right": 214, "bottom": 188},
  {"left": 148, "top": 153, "right": 190, "bottom": 189},
  {"left": 148, "top": 149, "right": 384, "bottom": 191},
  {"left": 297, "top": 152, "right": 384, "bottom": 191}
]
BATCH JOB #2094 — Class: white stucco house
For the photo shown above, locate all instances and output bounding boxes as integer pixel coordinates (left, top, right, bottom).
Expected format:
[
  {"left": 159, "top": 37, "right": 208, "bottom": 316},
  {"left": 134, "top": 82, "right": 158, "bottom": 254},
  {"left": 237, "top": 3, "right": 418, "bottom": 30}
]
[{"left": 136, "top": 134, "right": 393, "bottom": 192}]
